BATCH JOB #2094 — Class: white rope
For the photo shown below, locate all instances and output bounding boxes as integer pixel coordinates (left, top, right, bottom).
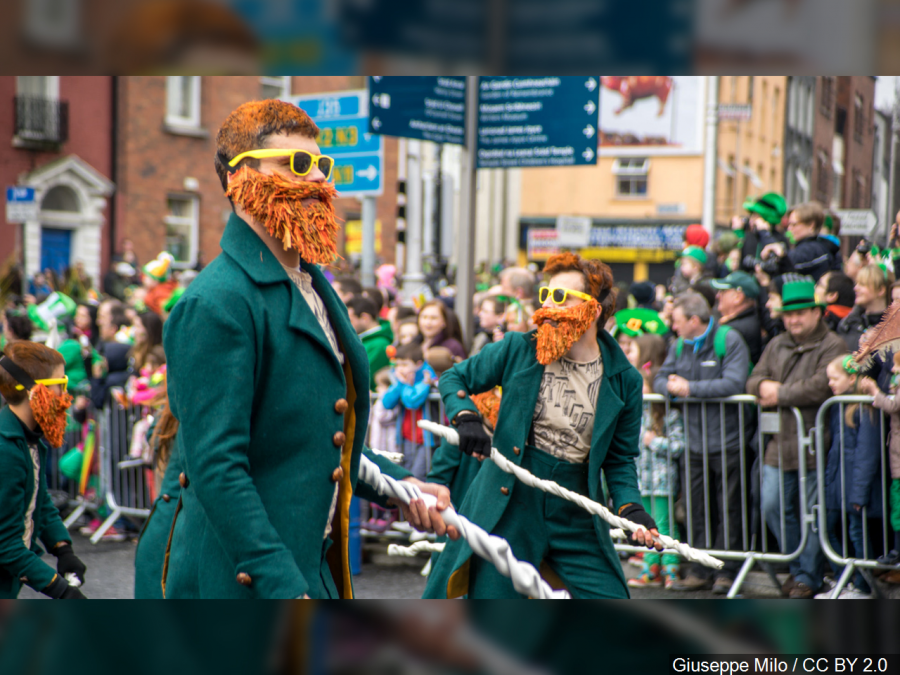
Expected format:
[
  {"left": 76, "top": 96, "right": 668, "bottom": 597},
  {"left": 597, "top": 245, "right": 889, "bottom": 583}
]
[
  {"left": 419, "top": 420, "right": 723, "bottom": 570},
  {"left": 370, "top": 447, "right": 405, "bottom": 464},
  {"left": 357, "top": 455, "right": 569, "bottom": 599},
  {"left": 388, "top": 541, "right": 446, "bottom": 556}
]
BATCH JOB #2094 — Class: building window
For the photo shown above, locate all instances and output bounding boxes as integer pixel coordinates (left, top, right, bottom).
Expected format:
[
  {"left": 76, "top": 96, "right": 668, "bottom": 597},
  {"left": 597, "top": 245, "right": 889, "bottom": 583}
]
[
  {"left": 612, "top": 157, "right": 649, "bottom": 197},
  {"left": 166, "top": 76, "right": 201, "bottom": 129},
  {"left": 14, "top": 76, "right": 67, "bottom": 143},
  {"left": 747, "top": 76, "right": 754, "bottom": 104},
  {"left": 853, "top": 94, "right": 864, "bottom": 143},
  {"left": 851, "top": 170, "right": 865, "bottom": 208},
  {"left": 165, "top": 195, "right": 199, "bottom": 267},
  {"left": 820, "top": 77, "right": 834, "bottom": 118},
  {"left": 25, "top": 0, "right": 82, "bottom": 49},
  {"left": 816, "top": 151, "right": 829, "bottom": 203},
  {"left": 260, "top": 76, "right": 291, "bottom": 100}
]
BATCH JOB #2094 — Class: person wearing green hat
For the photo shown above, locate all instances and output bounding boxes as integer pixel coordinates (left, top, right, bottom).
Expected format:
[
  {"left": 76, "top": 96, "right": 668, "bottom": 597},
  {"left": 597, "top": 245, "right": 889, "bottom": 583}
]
[
  {"left": 732, "top": 192, "right": 790, "bottom": 276},
  {"left": 710, "top": 271, "right": 762, "bottom": 364},
  {"left": 758, "top": 202, "right": 838, "bottom": 283},
  {"left": 747, "top": 274, "right": 848, "bottom": 598},
  {"left": 669, "top": 246, "right": 712, "bottom": 297}
]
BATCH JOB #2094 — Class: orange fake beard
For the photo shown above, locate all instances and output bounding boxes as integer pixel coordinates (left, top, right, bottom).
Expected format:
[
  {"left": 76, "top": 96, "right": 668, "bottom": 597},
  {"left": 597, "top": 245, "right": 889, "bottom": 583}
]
[
  {"left": 30, "top": 384, "right": 73, "bottom": 449},
  {"left": 532, "top": 299, "right": 599, "bottom": 365},
  {"left": 225, "top": 166, "right": 341, "bottom": 265}
]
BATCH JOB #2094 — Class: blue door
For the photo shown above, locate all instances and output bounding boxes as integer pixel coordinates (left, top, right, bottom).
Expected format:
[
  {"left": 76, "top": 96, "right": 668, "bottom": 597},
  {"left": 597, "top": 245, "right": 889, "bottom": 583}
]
[{"left": 40, "top": 228, "right": 72, "bottom": 276}]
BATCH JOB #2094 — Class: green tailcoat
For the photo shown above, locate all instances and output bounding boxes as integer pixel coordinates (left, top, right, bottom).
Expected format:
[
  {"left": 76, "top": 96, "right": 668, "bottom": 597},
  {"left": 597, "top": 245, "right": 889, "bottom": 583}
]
[
  {"left": 162, "top": 214, "right": 409, "bottom": 599},
  {"left": 423, "top": 330, "right": 643, "bottom": 598},
  {"left": 0, "top": 407, "right": 71, "bottom": 598},
  {"left": 133, "top": 442, "right": 183, "bottom": 599}
]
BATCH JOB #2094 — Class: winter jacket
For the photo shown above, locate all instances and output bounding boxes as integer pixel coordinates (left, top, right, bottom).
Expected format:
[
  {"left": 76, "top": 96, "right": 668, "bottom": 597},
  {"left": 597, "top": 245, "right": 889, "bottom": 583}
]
[
  {"left": 424, "top": 330, "right": 467, "bottom": 361},
  {"left": 359, "top": 321, "right": 393, "bottom": 391},
  {"left": 637, "top": 407, "right": 685, "bottom": 496},
  {"left": 720, "top": 305, "right": 762, "bottom": 364},
  {"left": 783, "top": 235, "right": 835, "bottom": 282},
  {"left": 747, "top": 320, "right": 848, "bottom": 471},
  {"left": 823, "top": 304, "right": 852, "bottom": 333},
  {"left": 382, "top": 363, "right": 438, "bottom": 448},
  {"left": 653, "top": 320, "right": 751, "bottom": 455},
  {"left": 836, "top": 306, "right": 885, "bottom": 353},
  {"left": 871, "top": 390, "right": 900, "bottom": 480},
  {"left": 824, "top": 403, "right": 883, "bottom": 516},
  {"left": 824, "top": 404, "right": 859, "bottom": 511}
]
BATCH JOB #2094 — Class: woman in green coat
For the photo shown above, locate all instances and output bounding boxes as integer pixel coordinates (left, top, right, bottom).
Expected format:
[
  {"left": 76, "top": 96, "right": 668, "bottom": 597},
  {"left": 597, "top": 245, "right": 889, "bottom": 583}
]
[
  {"left": 0, "top": 342, "right": 87, "bottom": 599},
  {"left": 424, "top": 253, "right": 661, "bottom": 599}
]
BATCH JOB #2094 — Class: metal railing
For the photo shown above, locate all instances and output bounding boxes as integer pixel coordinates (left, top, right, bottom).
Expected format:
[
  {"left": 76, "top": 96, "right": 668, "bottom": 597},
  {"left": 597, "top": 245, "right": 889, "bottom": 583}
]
[
  {"left": 14, "top": 96, "right": 69, "bottom": 143},
  {"left": 617, "top": 394, "right": 817, "bottom": 599},
  {"left": 815, "top": 395, "right": 894, "bottom": 598}
]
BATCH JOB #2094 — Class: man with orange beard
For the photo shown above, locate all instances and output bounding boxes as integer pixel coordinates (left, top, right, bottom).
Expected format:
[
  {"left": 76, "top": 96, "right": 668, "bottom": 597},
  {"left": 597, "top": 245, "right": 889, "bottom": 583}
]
[
  {"left": 424, "top": 253, "right": 661, "bottom": 599},
  {"left": 158, "top": 100, "right": 455, "bottom": 599}
]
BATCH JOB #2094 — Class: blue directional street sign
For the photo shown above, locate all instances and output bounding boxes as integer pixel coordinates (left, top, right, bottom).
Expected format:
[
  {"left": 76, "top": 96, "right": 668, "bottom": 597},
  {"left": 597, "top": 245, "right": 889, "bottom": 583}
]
[
  {"left": 367, "top": 76, "right": 467, "bottom": 146},
  {"left": 6, "top": 186, "right": 37, "bottom": 224},
  {"left": 290, "top": 90, "right": 383, "bottom": 197},
  {"left": 476, "top": 76, "right": 600, "bottom": 169}
]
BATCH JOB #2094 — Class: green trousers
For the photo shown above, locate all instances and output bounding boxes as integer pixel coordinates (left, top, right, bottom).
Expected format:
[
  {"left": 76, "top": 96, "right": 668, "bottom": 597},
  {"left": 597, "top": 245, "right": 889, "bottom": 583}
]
[
  {"left": 641, "top": 495, "right": 679, "bottom": 567},
  {"left": 467, "top": 446, "right": 628, "bottom": 599}
]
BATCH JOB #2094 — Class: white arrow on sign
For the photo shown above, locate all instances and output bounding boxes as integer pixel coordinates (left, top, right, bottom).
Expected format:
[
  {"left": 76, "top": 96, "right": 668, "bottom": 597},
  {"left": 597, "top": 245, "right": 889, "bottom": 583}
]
[
  {"left": 583, "top": 124, "right": 595, "bottom": 138},
  {"left": 357, "top": 165, "right": 378, "bottom": 181},
  {"left": 582, "top": 147, "right": 595, "bottom": 161},
  {"left": 363, "top": 133, "right": 372, "bottom": 141},
  {"left": 371, "top": 117, "right": 382, "bottom": 130},
  {"left": 585, "top": 77, "right": 597, "bottom": 92},
  {"left": 584, "top": 100, "right": 596, "bottom": 115},
  {"left": 372, "top": 76, "right": 382, "bottom": 82}
]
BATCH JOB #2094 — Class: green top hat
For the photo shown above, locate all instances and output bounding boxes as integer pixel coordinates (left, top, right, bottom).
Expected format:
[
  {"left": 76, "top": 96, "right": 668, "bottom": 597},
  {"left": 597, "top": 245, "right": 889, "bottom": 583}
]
[
  {"left": 780, "top": 273, "right": 824, "bottom": 312},
  {"left": 680, "top": 246, "right": 708, "bottom": 266},
  {"left": 612, "top": 308, "right": 669, "bottom": 338},
  {"left": 709, "top": 270, "right": 760, "bottom": 299},
  {"left": 743, "top": 192, "right": 787, "bottom": 225}
]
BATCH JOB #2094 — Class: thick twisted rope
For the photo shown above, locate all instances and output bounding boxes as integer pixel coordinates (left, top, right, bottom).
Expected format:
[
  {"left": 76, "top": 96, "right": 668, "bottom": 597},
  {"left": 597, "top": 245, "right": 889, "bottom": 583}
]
[
  {"left": 388, "top": 540, "right": 446, "bottom": 556},
  {"left": 419, "top": 420, "right": 723, "bottom": 570},
  {"left": 357, "top": 455, "right": 569, "bottom": 599}
]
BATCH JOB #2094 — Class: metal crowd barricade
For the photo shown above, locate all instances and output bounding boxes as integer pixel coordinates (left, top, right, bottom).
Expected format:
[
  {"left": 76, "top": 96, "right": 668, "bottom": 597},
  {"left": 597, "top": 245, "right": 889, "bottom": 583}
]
[
  {"left": 617, "top": 394, "right": 814, "bottom": 598},
  {"left": 89, "top": 388, "right": 153, "bottom": 544},
  {"left": 361, "top": 389, "right": 445, "bottom": 533},
  {"left": 815, "top": 395, "right": 894, "bottom": 598}
]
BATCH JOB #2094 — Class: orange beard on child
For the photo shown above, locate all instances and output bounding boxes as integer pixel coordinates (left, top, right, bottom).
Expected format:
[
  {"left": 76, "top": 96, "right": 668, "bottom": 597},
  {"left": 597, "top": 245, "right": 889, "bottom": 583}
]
[
  {"left": 225, "top": 166, "right": 341, "bottom": 265},
  {"left": 30, "top": 384, "right": 73, "bottom": 448},
  {"left": 531, "top": 299, "right": 599, "bottom": 365}
]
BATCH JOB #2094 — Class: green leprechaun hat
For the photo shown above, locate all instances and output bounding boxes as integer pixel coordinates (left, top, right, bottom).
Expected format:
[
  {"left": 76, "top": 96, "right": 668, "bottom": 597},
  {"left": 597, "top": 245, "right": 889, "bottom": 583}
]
[
  {"left": 779, "top": 273, "right": 824, "bottom": 312},
  {"left": 742, "top": 192, "right": 787, "bottom": 226},
  {"left": 612, "top": 308, "right": 669, "bottom": 338}
]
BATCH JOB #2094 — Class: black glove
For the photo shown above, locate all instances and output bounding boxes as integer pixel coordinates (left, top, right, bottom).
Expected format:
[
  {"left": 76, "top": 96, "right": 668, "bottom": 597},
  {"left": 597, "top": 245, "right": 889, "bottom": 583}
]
[
  {"left": 619, "top": 503, "right": 659, "bottom": 549},
  {"left": 454, "top": 413, "right": 491, "bottom": 458},
  {"left": 53, "top": 543, "right": 86, "bottom": 585},
  {"left": 42, "top": 575, "right": 88, "bottom": 599}
]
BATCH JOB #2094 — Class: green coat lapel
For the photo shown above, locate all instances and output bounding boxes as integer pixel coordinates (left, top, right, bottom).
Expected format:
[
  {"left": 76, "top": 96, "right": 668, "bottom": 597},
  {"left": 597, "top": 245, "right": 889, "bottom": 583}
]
[
  {"left": 590, "top": 333, "right": 626, "bottom": 452},
  {"left": 220, "top": 213, "right": 345, "bottom": 381}
]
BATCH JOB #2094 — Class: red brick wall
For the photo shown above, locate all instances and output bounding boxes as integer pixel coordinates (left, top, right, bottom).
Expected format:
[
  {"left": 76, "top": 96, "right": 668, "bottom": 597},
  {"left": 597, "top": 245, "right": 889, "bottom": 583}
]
[
  {"left": 116, "top": 76, "right": 399, "bottom": 274},
  {"left": 0, "top": 76, "right": 112, "bottom": 280},
  {"left": 811, "top": 76, "right": 836, "bottom": 206},
  {"left": 840, "top": 76, "right": 876, "bottom": 209}
]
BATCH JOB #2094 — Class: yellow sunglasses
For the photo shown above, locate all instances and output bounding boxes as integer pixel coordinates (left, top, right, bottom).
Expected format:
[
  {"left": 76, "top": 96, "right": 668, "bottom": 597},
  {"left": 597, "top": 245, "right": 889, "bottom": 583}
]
[
  {"left": 15, "top": 375, "right": 68, "bottom": 391},
  {"left": 228, "top": 149, "right": 334, "bottom": 181},
  {"left": 538, "top": 286, "right": 594, "bottom": 305}
]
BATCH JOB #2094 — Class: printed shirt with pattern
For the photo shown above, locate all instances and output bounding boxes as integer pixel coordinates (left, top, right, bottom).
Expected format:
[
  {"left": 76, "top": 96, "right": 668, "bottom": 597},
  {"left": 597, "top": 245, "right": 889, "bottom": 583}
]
[{"left": 532, "top": 355, "right": 603, "bottom": 464}]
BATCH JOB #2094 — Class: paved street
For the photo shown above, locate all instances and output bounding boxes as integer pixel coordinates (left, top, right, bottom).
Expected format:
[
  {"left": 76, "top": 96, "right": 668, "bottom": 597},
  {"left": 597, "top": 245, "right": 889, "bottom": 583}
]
[{"left": 20, "top": 532, "right": 899, "bottom": 599}]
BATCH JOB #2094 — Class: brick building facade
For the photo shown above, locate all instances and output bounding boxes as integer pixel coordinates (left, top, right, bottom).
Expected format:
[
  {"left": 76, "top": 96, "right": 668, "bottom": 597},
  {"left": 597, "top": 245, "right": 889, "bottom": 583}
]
[
  {"left": 115, "top": 76, "right": 399, "bottom": 277},
  {"left": 0, "top": 76, "right": 113, "bottom": 290}
]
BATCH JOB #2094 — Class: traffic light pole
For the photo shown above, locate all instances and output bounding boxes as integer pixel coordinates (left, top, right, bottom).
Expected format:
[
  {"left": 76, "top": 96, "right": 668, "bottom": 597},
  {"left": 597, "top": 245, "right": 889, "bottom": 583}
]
[{"left": 456, "top": 75, "right": 479, "bottom": 347}]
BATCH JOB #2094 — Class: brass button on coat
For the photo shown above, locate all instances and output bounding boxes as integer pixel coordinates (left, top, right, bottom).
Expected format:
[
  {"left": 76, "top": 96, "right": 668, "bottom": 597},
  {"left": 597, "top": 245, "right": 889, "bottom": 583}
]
[
  {"left": 332, "top": 431, "right": 346, "bottom": 447},
  {"left": 457, "top": 390, "right": 466, "bottom": 399},
  {"left": 162, "top": 494, "right": 171, "bottom": 503},
  {"left": 334, "top": 398, "right": 349, "bottom": 414},
  {"left": 179, "top": 472, "right": 188, "bottom": 488},
  {"left": 331, "top": 466, "right": 344, "bottom": 482},
  {"left": 513, "top": 446, "right": 521, "bottom": 456},
  {"left": 236, "top": 572, "right": 252, "bottom": 586},
  {"left": 500, "top": 487, "right": 509, "bottom": 496}
]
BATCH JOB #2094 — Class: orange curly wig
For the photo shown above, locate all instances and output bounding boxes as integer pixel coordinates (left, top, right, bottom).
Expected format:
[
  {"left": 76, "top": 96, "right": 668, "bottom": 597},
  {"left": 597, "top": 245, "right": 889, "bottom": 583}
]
[{"left": 543, "top": 252, "right": 617, "bottom": 323}]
